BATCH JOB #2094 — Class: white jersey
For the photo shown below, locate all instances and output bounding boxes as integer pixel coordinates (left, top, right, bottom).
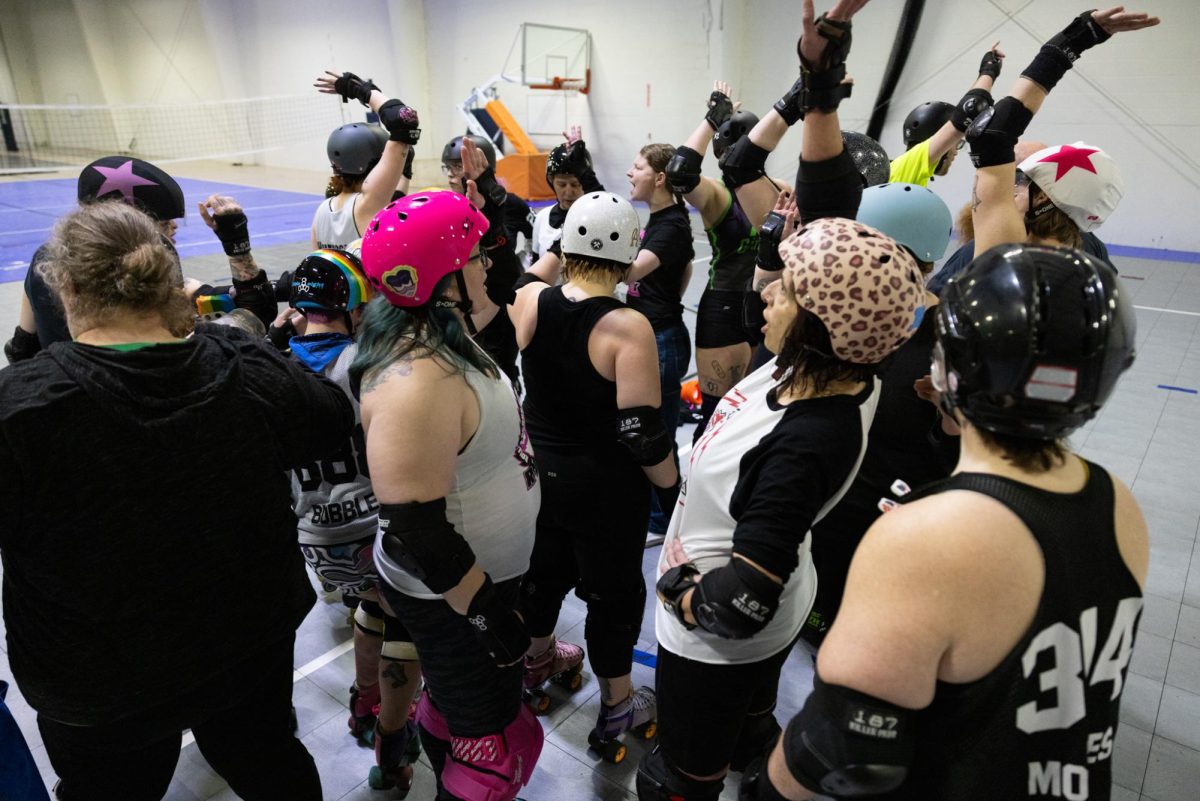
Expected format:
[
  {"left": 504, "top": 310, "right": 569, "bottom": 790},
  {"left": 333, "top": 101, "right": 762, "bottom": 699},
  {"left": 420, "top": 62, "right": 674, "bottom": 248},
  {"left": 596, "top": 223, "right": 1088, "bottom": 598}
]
[
  {"left": 375, "top": 352, "right": 541, "bottom": 599},
  {"left": 656, "top": 361, "right": 878, "bottom": 664},
  {"left": 290, "top": 340, "right": 376, "bottom": 546},
  {"left": 530, "top": 204, "right": 562, "bottom": 258},
  {"left": 312, "top": 194, "right": 362, "bottom": 251}
]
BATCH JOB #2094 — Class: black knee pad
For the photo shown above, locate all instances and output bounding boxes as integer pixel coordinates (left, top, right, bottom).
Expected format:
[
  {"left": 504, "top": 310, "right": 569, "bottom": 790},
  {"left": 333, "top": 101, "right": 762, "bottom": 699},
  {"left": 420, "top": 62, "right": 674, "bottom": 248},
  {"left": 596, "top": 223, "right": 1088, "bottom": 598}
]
[
  {"left": 730, "top": 706, "right": 783, "bottom": 773},
  {"left": 637, "top": 745, "right": 724, "bottom": 801},
  {"left": 720, "top": 139, "right": 770, "bottom": 189}
]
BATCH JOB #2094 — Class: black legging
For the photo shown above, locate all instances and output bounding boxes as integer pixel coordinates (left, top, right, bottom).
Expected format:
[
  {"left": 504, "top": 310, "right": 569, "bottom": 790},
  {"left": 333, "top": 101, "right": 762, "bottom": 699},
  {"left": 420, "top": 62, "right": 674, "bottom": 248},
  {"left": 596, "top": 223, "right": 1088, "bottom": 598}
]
[{"left": 519, "top": 446, "right": 651, "bottom": 678}]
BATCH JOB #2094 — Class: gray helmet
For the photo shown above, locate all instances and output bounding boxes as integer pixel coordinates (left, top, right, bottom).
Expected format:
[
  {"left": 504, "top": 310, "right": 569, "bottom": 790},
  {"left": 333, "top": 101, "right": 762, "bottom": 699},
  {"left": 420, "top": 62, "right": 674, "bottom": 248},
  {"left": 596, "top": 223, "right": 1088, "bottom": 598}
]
[
  {"left": 441, "top": 134, "right": 497, "bottom": 170},
  {"left": 327, "top": 123, "right": 388, "bottom": 177}
]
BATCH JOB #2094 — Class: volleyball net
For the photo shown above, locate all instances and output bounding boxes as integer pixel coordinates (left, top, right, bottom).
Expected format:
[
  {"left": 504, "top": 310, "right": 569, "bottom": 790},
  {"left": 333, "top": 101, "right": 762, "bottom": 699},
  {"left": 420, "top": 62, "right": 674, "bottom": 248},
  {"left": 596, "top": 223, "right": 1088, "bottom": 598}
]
[{"left": 0, "top": 95, "right": 345, "bottom": 175}]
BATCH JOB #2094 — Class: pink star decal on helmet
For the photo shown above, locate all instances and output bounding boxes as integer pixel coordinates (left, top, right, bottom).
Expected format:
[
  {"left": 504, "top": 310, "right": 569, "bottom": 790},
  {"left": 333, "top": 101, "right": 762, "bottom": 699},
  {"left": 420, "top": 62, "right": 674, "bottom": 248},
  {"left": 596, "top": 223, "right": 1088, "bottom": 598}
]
[
  {"left": 1036, "top": 144, "right": 1101, "bottom": 181},
  {"left": 92, "top": 160, "right": 158, "bottom": 204}
]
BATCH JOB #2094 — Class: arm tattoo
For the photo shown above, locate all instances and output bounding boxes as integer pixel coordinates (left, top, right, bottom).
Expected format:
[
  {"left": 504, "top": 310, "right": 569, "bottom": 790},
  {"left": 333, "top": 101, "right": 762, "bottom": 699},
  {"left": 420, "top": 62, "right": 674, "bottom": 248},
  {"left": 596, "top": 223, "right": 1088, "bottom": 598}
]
[
  {"left": 229, "top": 254, "right": 259, "bottom": 281},
  {"left": 971, "top": 175, "right": 982, "bottom": 213},
  {"left": 382, "top": 661, "right": 410, "bottom": 690},
  {"left": 753, "top": 274, "right": 777, "bottom": 293},
  {"left": 360, "top": 359, "right": 413, "bottom": 396}
]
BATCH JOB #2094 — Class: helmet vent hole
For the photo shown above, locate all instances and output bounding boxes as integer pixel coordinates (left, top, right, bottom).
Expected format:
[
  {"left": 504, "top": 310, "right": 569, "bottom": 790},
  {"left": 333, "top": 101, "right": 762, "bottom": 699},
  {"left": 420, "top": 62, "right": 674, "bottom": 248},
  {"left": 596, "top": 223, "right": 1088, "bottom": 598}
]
[
  {"left": 610, "top": 232, "right": 620, "bottom": 241},
  {"left": 396, "top": 212, "right": 408, "bottom": 222},
  {"left": 879, "top": 254, "right": 891, "bottom": 263},
  {"left": 411, "top": 197, "right": 430, "bottom": 205},
  {"left": 578, "top": 225, "right": 587, "bottom": 235}
]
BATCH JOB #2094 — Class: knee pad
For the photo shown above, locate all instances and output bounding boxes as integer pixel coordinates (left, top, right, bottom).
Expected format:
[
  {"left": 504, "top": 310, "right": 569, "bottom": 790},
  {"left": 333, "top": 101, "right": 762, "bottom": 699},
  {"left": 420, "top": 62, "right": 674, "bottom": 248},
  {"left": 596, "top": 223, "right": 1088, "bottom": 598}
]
[
  {"left": 354, "top": 601, "right": 385, "bottom": 636},
  {"left": 719, "top": 139, "right": 770, "bottom": 190},
  {"left": 730, "top": 706, "right": 782, "bottom": 773},
  {"left": 381, "top": 612, "right": 419, "bottom": 661},
  {"left": 636, "top": 745, "right": 723, "bottom": 801},
  {"left": 581, "top": 581, "right": 647, "bottom": 636},
  {"left": 441, "top": 704, "right": 544, "bottom": 801}
]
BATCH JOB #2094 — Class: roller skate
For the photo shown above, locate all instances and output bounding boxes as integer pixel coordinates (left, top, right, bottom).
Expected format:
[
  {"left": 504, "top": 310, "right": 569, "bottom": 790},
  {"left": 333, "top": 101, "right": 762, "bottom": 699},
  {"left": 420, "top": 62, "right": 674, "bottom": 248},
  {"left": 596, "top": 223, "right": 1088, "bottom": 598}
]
[
  {"left": 522, "top": 637, "right": 585, "bottom": 714},
  {"left": 348, "top": 681, "right": 380, "bottom": 745},
  {"left": 587, "top": 686, "right": 657, "bottom": 764},
  {"left": 367, "top": 719, "right": 422, "bottom": 795}
]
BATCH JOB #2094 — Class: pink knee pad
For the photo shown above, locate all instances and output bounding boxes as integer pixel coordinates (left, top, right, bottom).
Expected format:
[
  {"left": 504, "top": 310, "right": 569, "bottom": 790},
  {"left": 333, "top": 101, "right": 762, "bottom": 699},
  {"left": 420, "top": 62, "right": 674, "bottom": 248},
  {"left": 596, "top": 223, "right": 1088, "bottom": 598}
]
[
  {"left": 442, "top": 704, "right": 545, "bottom": 801},
  {"left": 415, "top": 693, "right": 450, "bottom": 742}
]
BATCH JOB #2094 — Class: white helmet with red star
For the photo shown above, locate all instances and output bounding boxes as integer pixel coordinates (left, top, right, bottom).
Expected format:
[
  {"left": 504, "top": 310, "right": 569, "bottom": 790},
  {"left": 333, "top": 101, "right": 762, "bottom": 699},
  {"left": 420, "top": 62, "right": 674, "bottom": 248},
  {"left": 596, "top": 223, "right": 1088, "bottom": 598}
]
[{"left": 1018, "top": 142, "right": 1124, "bottom": 233}]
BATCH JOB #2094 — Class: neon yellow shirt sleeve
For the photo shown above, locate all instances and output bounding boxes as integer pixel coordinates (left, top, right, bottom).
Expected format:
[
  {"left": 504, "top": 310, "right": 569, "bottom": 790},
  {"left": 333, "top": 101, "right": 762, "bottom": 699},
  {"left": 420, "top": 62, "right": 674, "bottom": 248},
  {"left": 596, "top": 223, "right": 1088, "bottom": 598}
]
[{"left": 889, "top": 139, "right": 937, "bottom": 187}]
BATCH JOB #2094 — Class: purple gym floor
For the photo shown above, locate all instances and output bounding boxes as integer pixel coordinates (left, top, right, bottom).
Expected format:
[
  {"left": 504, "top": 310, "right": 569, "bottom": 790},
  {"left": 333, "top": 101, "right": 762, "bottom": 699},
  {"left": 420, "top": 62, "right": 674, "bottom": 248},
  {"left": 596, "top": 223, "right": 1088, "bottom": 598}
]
[{"left": 0, "top": 177, "right": 324, "bottom": 284}]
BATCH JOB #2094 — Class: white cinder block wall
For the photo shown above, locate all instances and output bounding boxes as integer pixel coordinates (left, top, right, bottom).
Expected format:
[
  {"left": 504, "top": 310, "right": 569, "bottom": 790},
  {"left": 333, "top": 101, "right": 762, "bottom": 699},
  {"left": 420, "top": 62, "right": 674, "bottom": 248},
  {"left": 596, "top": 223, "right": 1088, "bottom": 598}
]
[{"left": 0, "top": 0, "right": 1196, "bottom": 250}]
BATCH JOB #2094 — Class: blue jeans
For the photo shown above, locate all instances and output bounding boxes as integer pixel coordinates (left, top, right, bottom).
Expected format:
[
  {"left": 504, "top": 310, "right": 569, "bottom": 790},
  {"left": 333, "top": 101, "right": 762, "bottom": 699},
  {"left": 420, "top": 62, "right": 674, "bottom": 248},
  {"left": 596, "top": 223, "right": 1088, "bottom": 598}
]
[{"left": 649, "top": 322, "right": 691, "bottom": 534}]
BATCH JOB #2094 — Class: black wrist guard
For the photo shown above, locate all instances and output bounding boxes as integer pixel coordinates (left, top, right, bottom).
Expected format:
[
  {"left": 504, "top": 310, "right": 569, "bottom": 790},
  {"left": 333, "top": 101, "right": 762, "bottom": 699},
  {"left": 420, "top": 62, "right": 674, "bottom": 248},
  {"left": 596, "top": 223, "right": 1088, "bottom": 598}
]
[
  {"left": 333, "top": 71, "right": 378, "bottom": 106},
  {"left": 774, "top": 68, "right": 852, "bottom": 125},
  {"left": 4, "top": 326, "right": 41, "bottom": 364},
  {"left": 213, "top": 210, "right": 251, "bottom": 257},
  {"left": 797, "top": 13, "right": 853, "bottom": 73},
  {"left": 966, "top": 96, "right": 1034, "bottom": 168},
  {"left": 466, "top": 574, "right": 530, "bottom": 667},
  {"left": 978, "top": 49, "right": 1003, "bottom": 80},
  {"left": 402, "top": 146, "right": 415, "bottom": 180},
  {"left": 474, "top": 167, "right": 508, "bottom": 209},
  {"left": 1046, "top": 9, "right": 1112, "bottom": 63},
  {"left": 706, "top": 91, "right": 734, "bottom": 131},
  {"left": 950, "top": 88, "right": 993, "bottom": 133},
  {"left": 378, "top": 99, "right": 421, "bottom": 144},
  {"left": 656, "top": 562, "right": 700, "bottom": 630},
  {"left": 756, "top": 211, "right": 787, "bottom": 270},
  {"left": 267, "top": 319, "right": 294, "bottom": 351}
]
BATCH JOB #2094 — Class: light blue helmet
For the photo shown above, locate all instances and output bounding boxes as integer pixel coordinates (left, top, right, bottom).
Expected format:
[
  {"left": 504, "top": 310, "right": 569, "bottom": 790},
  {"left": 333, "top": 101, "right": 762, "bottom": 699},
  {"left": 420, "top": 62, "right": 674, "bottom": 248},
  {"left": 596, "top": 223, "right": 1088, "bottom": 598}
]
[{"left": 856, "top": 182, "right": 952, "bottom": 263}]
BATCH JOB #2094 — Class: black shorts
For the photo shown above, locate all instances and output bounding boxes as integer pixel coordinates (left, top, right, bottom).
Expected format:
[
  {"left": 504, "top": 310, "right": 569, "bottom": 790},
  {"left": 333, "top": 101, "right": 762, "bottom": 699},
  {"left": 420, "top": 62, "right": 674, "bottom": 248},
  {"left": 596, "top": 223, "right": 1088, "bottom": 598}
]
[{"left": 696, "top": 288, "right": 753, "bottom": 349}]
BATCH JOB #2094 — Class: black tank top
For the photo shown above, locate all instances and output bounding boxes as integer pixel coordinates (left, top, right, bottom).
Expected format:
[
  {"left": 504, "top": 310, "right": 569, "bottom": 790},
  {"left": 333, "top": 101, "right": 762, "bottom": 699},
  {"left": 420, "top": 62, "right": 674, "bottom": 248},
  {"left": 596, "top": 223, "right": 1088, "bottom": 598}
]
[
  {"left": 473, "top": 304, "right": 520, "bottom": 387},
  {"left": 522, "top": 286, "right": 625, "bottom": 455},
  {"left": 704, "top": 188, "right": 758, "bottom": 291},
  {"left": 889, "top": 462, "right": 1142, "bottom": 800}
]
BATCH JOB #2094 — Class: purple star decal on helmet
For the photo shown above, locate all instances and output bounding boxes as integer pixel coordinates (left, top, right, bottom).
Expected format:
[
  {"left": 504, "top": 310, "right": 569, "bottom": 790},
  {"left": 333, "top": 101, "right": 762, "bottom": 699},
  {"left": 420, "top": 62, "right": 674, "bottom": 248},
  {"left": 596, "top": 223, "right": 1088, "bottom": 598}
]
[{"left": 92, "top": 160, "right": 158, "bottom": 204}]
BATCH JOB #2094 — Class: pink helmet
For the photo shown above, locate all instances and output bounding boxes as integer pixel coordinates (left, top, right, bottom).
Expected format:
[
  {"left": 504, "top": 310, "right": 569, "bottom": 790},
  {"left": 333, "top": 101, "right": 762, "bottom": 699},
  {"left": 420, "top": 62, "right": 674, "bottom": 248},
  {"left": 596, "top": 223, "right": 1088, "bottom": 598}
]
[
  {"left": 1018, "top": 142, "right": 1123, "bottom": 233},
  {"left": 360, "top": 191, "right": 489, "bottom": 307},
  {"left": 778, "top": 217, "right": 925, "bottom": 364}
]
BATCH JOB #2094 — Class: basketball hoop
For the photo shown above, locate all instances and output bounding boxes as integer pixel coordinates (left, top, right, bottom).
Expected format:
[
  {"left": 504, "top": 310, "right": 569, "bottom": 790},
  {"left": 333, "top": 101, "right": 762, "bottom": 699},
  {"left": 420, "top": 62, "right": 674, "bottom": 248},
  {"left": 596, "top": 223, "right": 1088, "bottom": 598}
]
[{"left": 529, "top": 70, "right": 591, "bottom": 96}]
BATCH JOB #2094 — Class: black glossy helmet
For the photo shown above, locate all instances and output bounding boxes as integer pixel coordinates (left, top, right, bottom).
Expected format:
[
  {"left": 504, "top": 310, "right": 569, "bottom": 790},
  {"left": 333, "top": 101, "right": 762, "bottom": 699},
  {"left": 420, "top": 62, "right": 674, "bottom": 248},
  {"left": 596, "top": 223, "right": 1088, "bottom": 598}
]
[
  {"left": 545, "top": 141, "right": 593, "bottom": 183},
  {"left": 77, "top": 156, "right": 185, "bottom": 220},
  {"left": 441, "top": 134, "right": 497, "bottom": 170},
  {"left": 327, "top": 123, "right": 388, "bottom": 176},
  {"left": 902, "top": 101, "right": 954, "bottom": 148},
  {"left": 290, "top": 248, "right": 374, "bottom": 314},
  {"left": 712, "top": 110, "right": 759, "bottom": 160},
  {"left": 842, "top": 130, "right": 890, "bottom": 186},
  {"left": 935, "top": 243, "right": 1136, "bottom": 439}
]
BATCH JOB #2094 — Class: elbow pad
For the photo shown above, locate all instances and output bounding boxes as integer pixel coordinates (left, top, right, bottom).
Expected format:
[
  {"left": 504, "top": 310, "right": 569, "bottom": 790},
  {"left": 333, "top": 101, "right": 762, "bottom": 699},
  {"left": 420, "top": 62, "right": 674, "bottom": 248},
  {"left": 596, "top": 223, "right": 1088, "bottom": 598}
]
[
  {"left": 966, "top": 96, "right": 1034, "bottom": 168},
  {"left": 378, "top": 499, "right": 476, "bottom": 594},
  {"left": 783, "top": 673, "right": 914, "bottom": 796},
  {"left": 665, "top": 146, "right": 704, "bottom": 195},
  {"left": 616, "top": 406, "right": 673, "bottom": 466},
  {"left": 378, "top": 98, "right": 421, "bottom": 144},
  {"left": 950, "top": 88, "right": 993, "bottom": 133},
  {"left": 692, "top": 558, "right": 783, "bottom": 639}
]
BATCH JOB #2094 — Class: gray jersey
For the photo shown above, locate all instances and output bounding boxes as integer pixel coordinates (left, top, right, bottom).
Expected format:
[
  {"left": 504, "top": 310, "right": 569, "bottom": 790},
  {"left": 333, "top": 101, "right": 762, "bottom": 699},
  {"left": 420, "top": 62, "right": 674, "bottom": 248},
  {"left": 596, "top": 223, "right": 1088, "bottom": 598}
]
[
  {"left": 312, "top": 194, "right": 362, "bottom": 251},
  {"left": 291, "top": 343, "right": 377, "bottom": 546}
]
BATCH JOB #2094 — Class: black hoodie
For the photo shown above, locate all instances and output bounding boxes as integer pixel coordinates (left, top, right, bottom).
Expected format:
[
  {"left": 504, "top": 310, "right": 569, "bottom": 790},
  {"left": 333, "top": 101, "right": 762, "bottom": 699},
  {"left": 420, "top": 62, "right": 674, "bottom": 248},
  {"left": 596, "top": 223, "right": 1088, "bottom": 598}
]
[{"left": 0, "top": 326, "right": 353, "bottom": 725}]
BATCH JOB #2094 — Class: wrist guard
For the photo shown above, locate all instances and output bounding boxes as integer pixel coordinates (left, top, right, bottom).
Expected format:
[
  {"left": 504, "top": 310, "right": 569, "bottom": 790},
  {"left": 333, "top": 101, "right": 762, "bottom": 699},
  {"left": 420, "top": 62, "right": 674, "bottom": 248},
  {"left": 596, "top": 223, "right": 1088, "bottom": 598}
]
[
  {"left": 692, "top": 558, "right": 782, "bottom": 639},
  {"left": 756, "top": 211, "right": 787, "bottom": 270},
  {"left": 402, "top": 146, "right": 415, "bottom": 180},
  {"left": 773, "top": 68, "right": 851, "bottom": 125},
  {"left": 1046, "top": 9, "right": 1112, "bottom": 63},
  {"left": 656, "top": 562, "right": 700, "bottom": 630},
  {"left": 466, "top": 574, "right": 530, "bottom": 667},
  {"left": 474, "top": 167, "right": 508, "bottom": 209},
  {"left": 4, "top": 326, "right": 41, "bottom": 364},
  {"left": 379, "top": 499, "right": 477, "bottom": 594},
  {"left": 950, "top": 88, "right": 993, "bottom": 133},
  {"left": 378, "top": 99, "right": 421, "bottom": 145},
  {"left": 706, "top": 90, "right": 734, "bottom": 131},
  {"left": 966, "top": 96, "right": 1034, "bottom": 168},
  {"left": 213, "top": 209, "right": 251, "bottom": 257},
  {"left": 797, "top": 13, "right": 853, "bottom": 73},
  {"left": 978, "top": 49, "right": 1003, "bottom": 80},
  {"left": 333, "top": 71, "right": 378, "bottom": 106}
]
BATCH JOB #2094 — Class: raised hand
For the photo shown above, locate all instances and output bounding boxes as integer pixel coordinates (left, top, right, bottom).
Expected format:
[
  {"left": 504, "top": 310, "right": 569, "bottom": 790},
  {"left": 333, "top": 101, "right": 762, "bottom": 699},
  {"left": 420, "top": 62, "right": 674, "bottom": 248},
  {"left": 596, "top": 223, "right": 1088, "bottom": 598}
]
[
  {"left": 562, "top": 125, "right": 583, "bottom": 147},
  {"left": 979, "top": 41, "right": 1005, "bottom": 78},
  {"left": 798, "top": 0, "right": 870, "bottom": 68},
  {"left": 1091, "top": 5, "right": 1161, "bottom": 34}
]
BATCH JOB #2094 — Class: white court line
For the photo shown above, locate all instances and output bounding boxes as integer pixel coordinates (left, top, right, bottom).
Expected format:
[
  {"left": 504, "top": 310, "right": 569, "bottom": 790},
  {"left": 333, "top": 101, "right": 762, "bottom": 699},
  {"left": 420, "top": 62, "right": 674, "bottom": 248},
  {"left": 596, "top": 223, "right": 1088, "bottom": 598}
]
[
  {"left": 179, "top": 637, "right": 355, "bottom": 749},
  {"left": 1134, "top": 304, "right": 1200, "bottom": 318}
]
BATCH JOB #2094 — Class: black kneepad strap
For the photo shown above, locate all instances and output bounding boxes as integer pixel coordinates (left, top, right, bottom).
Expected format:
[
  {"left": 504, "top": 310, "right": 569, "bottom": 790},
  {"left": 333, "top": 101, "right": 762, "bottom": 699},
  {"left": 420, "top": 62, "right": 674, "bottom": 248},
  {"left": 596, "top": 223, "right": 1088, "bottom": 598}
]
[
  {"left": 720, "top": 139, "right": 771, "bottom": 189},
  {"left": 666, "top": 146, "right": 704, "bottom": 195},
  {"left": 950, "top": 88, "right": 993, "bottom": 133},
  {"left": 378, "top": 99, "right": 421, "bottom": 144},
  {"left": 616, "top": 406, "right": 673, "bottom": 466},
  {"left": 692, "top": 558, "right": 783, "bottom": 639},
  {"left": 783, "top": 674, "right": 914, "bottom": 796},
  {"left": 966, "top": 96, "right": 1034, "bottom": 168},
  {"left": 378, "top": 499, "right": 476, "bottom": 594}
]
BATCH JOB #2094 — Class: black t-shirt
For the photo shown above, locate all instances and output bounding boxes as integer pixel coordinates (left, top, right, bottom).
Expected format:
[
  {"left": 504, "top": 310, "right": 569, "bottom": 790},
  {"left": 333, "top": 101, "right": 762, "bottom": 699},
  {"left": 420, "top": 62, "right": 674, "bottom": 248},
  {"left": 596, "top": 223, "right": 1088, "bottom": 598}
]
[{"left": 627, "top": 203, "right": 694, "bottom": 331}]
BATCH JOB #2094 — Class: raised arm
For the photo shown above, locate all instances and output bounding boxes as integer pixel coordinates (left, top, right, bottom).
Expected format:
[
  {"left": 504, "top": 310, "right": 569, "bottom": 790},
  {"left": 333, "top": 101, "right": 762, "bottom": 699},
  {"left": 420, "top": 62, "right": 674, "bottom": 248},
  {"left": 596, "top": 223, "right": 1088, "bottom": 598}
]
[
  {"left": 969, "top": 7, "right": 1159, "bottom": 254},
  {"left": 667, "top": 80, "right": 740, "bottom": 223},
  {"left": 198, "top": 194, "right": 279, "bottom": 329},
  {"left": 923, "top": 43, "right": 1005, "bottom": 169}
]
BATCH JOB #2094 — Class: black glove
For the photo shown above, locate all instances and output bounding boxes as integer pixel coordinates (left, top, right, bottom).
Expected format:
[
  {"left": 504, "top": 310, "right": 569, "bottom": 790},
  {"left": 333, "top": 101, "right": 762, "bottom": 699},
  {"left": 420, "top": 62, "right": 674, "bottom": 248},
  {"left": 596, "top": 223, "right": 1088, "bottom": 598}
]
[
  {"left": 231, "top": 269, "right": 278, "bottom": 329},
  {"left": 978, "top": 48, "right": 1003, "bottom": 79},
  {"left": 212, "top": 209, "right": 251, "bottom": 257},
  {"left": 4, "top": 326, "right": 40, "bottom": 364},
  {"left": 333, "top": 71, "right": 378, "bottom": 106},
  {"left": 756, "top": 211, "right": 787, "bottom": 270},
  {"left": 656, "top": 562, "right": 700, "bottom": 630},
  {"left": 466, "top": 574, "right": 530, "bottom": 667},
  {"left": 267, "top": 318, "right": 295, "bottom": 352},
  {"left": 705, "top": 90, "right": 734, "bottom": 131},
  {"left": 402, "top": 146, "right": 415, "bottom": 180},
  {"left": 474, "top": 167, "right": 508, "bottom": 210}
]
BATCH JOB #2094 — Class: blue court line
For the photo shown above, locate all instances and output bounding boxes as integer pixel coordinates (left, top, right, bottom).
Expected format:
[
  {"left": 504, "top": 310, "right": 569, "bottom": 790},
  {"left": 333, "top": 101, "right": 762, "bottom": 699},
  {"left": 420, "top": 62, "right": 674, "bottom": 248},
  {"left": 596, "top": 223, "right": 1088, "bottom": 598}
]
[
  {"left": 632, "top": 648, "right": 658, "bottom": 669},
  {"left": 1108, "top": 244, "right": 1200, "bottom": 265},
  {"left": 1158, "top": 385, "right": 1199, "bottom": 395}
]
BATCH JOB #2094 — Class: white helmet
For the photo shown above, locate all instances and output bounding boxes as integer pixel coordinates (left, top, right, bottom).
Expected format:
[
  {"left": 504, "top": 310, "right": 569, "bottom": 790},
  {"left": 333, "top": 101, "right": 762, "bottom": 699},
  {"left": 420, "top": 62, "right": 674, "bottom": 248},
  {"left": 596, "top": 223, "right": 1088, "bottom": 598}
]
[
  {"left": 560, "top": 192, "right": 642, "bottom": 264},
  {"left": 1018, "top": 142, "right": 1123, "bottom": 233}
]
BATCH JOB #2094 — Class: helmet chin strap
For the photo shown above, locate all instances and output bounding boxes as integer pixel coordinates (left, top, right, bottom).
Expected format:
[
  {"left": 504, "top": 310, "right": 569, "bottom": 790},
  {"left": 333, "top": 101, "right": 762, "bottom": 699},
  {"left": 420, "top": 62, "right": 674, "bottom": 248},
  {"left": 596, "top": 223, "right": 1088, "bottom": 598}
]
[{"left": 432, "top": 270, "right": 477, "bottom": 335}]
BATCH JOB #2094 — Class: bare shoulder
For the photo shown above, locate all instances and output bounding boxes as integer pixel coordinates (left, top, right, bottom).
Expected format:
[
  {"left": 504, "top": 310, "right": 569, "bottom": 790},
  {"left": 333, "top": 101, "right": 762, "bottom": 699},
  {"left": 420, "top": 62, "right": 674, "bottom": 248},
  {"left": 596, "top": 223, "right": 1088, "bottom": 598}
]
[
  {"left": 594, "top": 306, "right": 653, "bottom": 339},
  {"left": 360, "top": 355, "right": 459, "bottom": 410},
  {"left": 1109, "top": 471, "right": 1150, "bottom": 586}
]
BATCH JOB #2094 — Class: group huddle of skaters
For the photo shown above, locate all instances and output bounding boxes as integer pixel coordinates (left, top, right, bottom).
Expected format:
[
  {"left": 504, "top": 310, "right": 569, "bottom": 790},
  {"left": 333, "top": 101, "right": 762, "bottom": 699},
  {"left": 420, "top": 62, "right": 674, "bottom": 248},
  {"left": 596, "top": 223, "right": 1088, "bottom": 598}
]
[{"left": 0, "top": 2, "right": 1164, "bottom": 800}]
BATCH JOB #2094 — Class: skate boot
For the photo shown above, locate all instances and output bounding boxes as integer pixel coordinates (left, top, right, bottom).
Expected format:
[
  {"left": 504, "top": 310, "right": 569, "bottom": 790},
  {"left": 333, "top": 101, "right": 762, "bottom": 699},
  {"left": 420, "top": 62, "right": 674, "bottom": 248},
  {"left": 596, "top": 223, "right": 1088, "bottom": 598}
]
[
  {"left": 587, "top": 685, "right": 657, "bottom": 764},
  {"left": 348, "top": 681, "right": 381, "bottom": 744},
  {"left": 367, "top": 718, "right": 422, "bottom": 795},
  {"left": 523, "top": 637, "right": 585, "bottom": 713}
]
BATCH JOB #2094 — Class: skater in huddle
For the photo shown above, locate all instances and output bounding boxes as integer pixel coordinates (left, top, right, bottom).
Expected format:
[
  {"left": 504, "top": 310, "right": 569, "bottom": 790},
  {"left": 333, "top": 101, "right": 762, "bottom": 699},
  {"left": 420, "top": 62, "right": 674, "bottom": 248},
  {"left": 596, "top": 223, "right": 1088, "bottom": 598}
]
[
  {"left": 513, "top": 191, "right": 679, "bottom": 761},
  {"left": 352, "top": 191, "right": 544, "bottom": 801}
]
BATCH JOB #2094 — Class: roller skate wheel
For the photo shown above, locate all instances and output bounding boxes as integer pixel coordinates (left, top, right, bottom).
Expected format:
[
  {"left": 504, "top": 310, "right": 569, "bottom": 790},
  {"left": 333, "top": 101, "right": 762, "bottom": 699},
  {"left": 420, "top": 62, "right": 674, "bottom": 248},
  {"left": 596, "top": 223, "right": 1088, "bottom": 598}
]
[
  {"left": 638, "top": 721, "right": 657, "bottom": 739},
  {"left": 559, "top": 669, "right": 584, "bottom": 691},
  {"left": 525, "top": 689, "right": 552, "bottom": 714},
  {"left": 368, "top": 765, "right": 392, "bottom": 790},
  {"left": 587, "top": 731, "right": 628, "bottom": 764},
  {"left": 608, "top": 742, "right": 628, "bottom": 764}
]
